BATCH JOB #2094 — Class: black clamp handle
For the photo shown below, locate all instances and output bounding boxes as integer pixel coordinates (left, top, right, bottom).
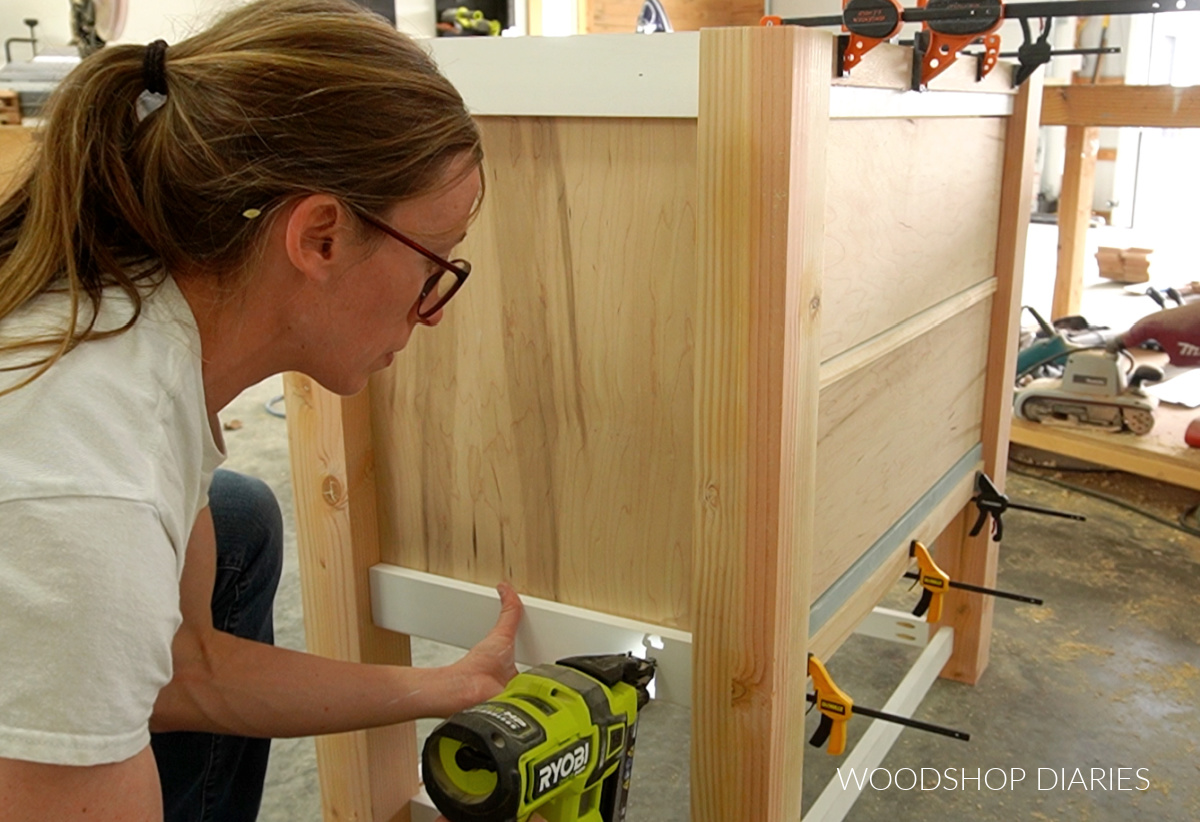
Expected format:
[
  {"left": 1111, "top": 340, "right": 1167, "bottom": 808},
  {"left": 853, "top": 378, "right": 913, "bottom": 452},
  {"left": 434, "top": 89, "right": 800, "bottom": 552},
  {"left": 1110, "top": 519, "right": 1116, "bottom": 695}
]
[
  {"left": 1013, "top": 17, "right": 1053, "bottom": 86},
  {"left": 969, "top": 474, "right": 1009, "bottom": 541},
  {"left": 913, "top": 587, "right": 936, "bottom": 618},
  {"left": 810, "top": 714, "right": 835, "bottom": 749},
  {"left": 970, "top": 472, "right": 1086, "bottom": 542}
]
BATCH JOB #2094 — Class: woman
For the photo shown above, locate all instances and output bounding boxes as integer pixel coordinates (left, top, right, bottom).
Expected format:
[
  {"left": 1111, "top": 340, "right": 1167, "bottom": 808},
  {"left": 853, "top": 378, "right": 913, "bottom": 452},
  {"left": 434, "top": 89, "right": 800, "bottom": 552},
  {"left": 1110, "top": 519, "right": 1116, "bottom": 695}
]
[{"left": 0, "top": 1, "right": 522, "bottom": 819}]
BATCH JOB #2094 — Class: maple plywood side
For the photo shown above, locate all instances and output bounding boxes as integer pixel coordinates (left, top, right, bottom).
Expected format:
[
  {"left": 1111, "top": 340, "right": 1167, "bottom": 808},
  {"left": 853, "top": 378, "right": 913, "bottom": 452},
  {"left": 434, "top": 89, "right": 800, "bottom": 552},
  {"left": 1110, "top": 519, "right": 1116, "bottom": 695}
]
[
  {"left": 821, "top": 116, "right": 1006, "bottom": 361},
  {"left": 813, "top": 298, "right": 992, "bottom": 599},
  {"left": 369, "top": 116, "right": 698, "bottom": 630}
]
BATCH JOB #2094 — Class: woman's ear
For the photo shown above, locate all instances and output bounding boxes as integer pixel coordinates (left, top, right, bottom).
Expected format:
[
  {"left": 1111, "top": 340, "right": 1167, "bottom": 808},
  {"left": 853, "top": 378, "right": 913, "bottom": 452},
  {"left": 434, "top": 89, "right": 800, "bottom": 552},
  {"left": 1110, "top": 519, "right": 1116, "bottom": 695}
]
[{"left": 284, "top": 194, "right": 350, "bottom": 283}]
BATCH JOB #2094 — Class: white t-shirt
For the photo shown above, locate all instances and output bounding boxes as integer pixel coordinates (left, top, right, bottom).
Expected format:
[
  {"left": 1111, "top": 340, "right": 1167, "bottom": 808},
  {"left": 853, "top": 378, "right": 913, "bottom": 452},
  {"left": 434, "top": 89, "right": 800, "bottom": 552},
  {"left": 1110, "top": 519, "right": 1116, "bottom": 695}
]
[{"left": 0, "top": 275, "right": 224, "bottom": 766}]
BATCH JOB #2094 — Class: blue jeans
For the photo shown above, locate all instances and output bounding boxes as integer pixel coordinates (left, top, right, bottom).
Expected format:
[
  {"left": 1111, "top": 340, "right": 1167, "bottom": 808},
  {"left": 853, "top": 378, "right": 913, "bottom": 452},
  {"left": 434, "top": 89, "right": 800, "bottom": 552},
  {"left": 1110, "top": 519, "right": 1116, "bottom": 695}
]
[{"left": 151, "top": 469, "right": 284, "bottom": 822}]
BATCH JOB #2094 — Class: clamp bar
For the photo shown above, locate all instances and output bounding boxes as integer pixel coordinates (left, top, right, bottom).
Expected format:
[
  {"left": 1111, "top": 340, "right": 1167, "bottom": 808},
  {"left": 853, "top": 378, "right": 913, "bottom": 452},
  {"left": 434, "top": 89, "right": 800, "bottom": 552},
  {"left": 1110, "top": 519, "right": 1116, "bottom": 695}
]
[
  {"left": 904, "top": 571, "right": 1045, "bottom": 605},
  {"left": 907, "top": 539, "right": 1044, "bottom": 622},
  {"left": 805, "top": 693, "right": 971, "bottom": 741},
  {"left": 771, "top": 0, "right": 1199, "bottom": 28}
]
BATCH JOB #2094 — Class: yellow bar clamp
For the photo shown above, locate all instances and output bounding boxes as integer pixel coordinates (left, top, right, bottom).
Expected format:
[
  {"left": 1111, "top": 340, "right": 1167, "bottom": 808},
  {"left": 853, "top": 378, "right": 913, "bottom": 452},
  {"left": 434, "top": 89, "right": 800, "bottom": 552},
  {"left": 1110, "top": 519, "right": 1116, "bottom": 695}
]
[
  {"left": 807, "top": 654, "right": 854, "bottom": 755},
  {"left": 910, "top": 540, "right": 950, "bottom": 622}
]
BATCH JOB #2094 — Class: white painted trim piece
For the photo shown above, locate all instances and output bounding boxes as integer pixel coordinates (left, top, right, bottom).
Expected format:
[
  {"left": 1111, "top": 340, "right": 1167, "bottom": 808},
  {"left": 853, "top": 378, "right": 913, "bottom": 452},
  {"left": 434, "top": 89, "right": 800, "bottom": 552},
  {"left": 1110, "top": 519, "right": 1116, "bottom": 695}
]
[
  {"left": 426, "top": 33, "right": 700, "bottom": 118},
  {"left": 829, "top": 86, "right": 1014, "bottom": 119},
  {"left": 369, "top": 565, "right": 693, "bottom": 706},
  {"left": 411, "top": 786, "right": 440, "bottom": 822},
  {"left": 805, "top": 627, "right": 956, "bottom": 822},
  {"left": 852, "top": 607, "right": 933, "bottom": 649}
]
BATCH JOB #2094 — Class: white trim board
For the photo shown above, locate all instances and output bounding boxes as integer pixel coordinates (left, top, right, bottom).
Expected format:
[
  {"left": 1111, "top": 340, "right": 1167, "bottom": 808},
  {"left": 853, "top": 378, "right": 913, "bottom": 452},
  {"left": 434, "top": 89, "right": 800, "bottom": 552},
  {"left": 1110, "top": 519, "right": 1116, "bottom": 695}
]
[
  {"left": 829, "top": 86, "right": 1014, "bottom": 118},
  {"left": 369, "top": 565, "right": 693, "bottom": 706},
  {"left": 369, "top": 564, "right": 944, "bottom": 712},
  {"left": 428, "top": 33, "right": 1014, "bottom": 119},
  {"left": 427, "top": 33, "right": 701, "bottom": 119},
  {"left": 854, "top": 606, "right": 934, "bottom": 648},
  {"left": 805, "top": 627, "right": 957, "bottom": 822}
]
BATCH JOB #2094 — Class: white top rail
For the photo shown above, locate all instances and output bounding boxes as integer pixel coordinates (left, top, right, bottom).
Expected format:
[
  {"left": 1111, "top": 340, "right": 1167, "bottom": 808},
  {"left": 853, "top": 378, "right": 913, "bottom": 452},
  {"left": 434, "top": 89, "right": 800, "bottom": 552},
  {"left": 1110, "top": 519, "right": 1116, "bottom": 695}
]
[{"left": 428, "top": 32, "right": 1015, "bottom": 120}]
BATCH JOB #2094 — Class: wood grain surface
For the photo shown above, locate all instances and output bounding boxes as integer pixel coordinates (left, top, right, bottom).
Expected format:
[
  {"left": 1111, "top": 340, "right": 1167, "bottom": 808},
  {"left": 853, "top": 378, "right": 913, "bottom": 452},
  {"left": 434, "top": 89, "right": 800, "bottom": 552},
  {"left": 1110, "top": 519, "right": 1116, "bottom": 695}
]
[
  {"left": 690, "top": 25, "right": 829, "bottom": 822},
  {"left": 283, "top": 375, "right": 415, "bottom": 822},
  {"left": 813, "top": 298, "right": 992, "bottom": 598},
  {"left": 371, "top": 116, "right": 698, "bottom": 629},
  {"left": 821, "top": 116, "right": 1006, "bottom": 360}
]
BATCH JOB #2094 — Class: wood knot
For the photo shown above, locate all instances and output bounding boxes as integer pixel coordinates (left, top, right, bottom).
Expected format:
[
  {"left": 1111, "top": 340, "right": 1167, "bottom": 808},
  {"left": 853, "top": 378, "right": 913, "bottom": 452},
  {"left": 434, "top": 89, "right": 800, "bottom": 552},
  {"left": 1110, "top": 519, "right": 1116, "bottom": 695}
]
[
  {"left": 703, "top": 483, "right": 720, "bottom": 510},
  {"left": 809, "top": 295, "right": 821, "bottom": 314},
  {"left": 321, "top": 475, "right": 344, "bottom": 507}
]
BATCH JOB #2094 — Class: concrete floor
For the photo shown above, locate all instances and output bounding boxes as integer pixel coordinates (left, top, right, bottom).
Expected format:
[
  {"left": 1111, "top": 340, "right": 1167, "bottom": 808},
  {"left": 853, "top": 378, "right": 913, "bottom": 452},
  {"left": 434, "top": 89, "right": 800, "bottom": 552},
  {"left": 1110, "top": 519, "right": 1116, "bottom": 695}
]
[{"left": 217, "top": 368, "right": 1200, "bottom": 822}]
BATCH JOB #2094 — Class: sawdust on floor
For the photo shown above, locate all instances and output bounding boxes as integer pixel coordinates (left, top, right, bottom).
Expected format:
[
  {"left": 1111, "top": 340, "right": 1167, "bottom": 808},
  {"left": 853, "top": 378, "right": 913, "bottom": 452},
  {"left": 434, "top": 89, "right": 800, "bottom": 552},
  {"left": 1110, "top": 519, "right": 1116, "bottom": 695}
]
[{"left": 1015, "top": 604, "right": 1055, "bottom": 623}]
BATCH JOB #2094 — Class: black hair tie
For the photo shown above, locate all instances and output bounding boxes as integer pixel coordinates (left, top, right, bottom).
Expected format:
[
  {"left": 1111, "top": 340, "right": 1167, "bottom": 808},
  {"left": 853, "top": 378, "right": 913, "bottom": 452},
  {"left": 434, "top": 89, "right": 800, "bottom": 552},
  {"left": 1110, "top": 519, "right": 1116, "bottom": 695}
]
[{"left": 143, "top": 39, "right": 169, "bottom": 96}]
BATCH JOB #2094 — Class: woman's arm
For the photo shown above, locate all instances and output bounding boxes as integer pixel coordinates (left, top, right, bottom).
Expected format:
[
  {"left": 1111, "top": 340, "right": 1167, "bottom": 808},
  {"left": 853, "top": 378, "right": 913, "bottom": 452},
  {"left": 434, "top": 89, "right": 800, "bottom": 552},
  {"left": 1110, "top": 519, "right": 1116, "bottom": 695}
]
[{"left": 151, "top": 507, "right": 522, "bottom": 737}]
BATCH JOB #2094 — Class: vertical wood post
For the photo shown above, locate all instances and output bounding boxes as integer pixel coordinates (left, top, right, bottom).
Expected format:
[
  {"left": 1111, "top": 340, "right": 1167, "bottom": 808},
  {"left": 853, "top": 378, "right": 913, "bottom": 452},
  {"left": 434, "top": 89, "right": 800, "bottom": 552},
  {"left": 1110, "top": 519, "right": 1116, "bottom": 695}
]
[
  {"left": 284, "top": 374, "right": 416, "bottom": 822},
  {"left": 941, "top": 75, "right": 1044, "bottom": 684},
  {"left": 692, "top": 26, "right": 829, "bottom": 821},
  {"left": 1052, "top": 124, "right": 1100, "bottom": 319}
]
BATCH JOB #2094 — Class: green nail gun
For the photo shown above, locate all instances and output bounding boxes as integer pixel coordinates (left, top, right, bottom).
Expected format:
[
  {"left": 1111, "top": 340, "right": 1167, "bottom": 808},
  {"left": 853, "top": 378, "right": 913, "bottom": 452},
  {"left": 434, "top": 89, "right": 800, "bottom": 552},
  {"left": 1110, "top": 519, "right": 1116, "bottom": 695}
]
[{"left": 422, "top": 654, "right": 656, "bottom": 822}]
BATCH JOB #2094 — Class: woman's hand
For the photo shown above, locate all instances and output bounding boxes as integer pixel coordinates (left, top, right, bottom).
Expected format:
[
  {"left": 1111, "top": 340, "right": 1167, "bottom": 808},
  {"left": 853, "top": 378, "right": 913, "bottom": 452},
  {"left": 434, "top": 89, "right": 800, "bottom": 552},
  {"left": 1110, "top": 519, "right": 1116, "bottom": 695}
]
[{"left": 441, "top": 581, "right": 524, "bottom": 712}]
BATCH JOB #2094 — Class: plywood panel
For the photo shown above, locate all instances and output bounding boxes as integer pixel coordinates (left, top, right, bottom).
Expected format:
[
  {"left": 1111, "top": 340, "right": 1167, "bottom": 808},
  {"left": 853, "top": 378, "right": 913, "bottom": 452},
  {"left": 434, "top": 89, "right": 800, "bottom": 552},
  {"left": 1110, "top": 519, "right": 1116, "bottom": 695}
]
[
  {"left": 820, "top": 116, "right": 1006, "bottom": 361},
  {"left": 370, "top": 116, "right": 697, "bottom": 629},
  {"left": 812, "top": 298, "right": 992, "bottom": 598}
]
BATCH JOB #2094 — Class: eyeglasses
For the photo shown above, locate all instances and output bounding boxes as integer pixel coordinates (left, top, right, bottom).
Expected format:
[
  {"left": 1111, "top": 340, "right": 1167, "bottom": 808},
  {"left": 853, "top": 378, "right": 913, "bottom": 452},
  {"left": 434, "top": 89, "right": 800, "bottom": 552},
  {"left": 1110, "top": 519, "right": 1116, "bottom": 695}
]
[{"left": 357, "top": 212, "right": 472, "bottom": 319}]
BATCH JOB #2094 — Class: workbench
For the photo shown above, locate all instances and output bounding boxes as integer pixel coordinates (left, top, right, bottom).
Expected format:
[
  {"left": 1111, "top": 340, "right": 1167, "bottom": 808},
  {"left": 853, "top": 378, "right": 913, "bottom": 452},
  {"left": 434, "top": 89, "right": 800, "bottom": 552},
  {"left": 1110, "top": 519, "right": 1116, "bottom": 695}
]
[
  {"left": 282, "top": 28, "right": 1042, "bottom": 821},
  {"left": 1013, "top": 404, "right": 1200, "bottom": 491},
  {"left": 1028, "top": 83, "right": 1200, "bottom": 493}
]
